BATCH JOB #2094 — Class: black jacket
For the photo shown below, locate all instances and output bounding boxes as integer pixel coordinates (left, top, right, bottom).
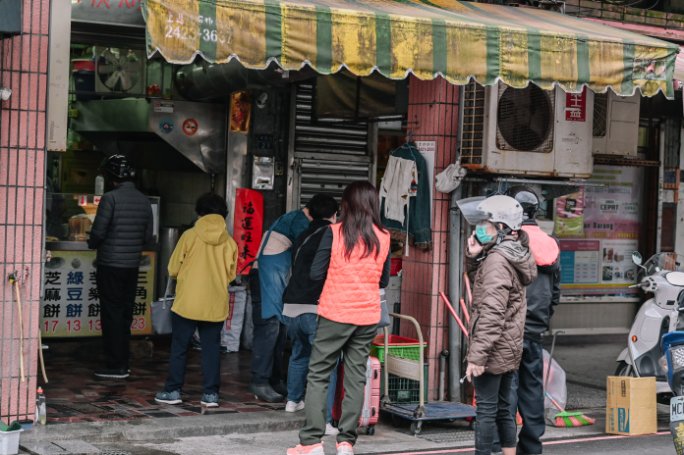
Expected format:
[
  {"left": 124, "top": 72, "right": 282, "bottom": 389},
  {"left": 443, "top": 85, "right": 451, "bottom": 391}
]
[
  {"left": 521, "top": 223, "right": 561, "bottom": 341},
  {"left": 282, "top": 219, "right": 332, "bottom": 310},
  {"left": 88, "top": 181, "right": 153, "bottom": 268}
]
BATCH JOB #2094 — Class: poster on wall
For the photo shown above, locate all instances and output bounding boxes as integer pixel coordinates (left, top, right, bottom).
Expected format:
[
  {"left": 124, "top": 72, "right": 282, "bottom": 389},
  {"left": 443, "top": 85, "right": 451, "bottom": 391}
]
[
  {"left": 41, "top": 251, "right": 156, "bottom": 338},
  {"left": 229, "top": 91, "right": 252, "bottom": 133},
  {"left": 555, "top": 165, "right": 643, "bottom": 297},
  {"left": 233, "top": 188, "right": 264, "bottom": 275}
]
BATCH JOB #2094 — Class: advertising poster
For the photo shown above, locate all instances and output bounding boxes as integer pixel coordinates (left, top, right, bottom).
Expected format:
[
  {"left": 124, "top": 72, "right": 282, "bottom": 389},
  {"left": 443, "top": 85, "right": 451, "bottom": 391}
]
[
  {"left": 41, "top": 251, "right": 156, "bottom": 337},
  {"left": 233, "top": 188, "right": 264, "bottom": 274},
  {"left": 555, "top": 165, "right": 643, "bottom": 297}
]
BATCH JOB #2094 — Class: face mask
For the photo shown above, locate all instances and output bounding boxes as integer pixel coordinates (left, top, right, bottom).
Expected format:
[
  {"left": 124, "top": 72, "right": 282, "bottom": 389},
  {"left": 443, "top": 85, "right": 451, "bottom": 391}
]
[{"left": 475, "top": 224, "right": 495, "bottom": 245}]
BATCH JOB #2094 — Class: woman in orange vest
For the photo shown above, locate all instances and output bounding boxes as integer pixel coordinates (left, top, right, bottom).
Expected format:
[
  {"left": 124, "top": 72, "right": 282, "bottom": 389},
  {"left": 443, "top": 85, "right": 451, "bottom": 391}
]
[{"left": 287, "top": 181, "right": 391, "bottom": 455}]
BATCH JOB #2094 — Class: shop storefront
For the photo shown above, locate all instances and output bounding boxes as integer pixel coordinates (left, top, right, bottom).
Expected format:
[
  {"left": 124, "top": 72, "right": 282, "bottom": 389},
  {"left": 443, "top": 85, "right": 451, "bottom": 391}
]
[
  {"left": 142, "top": 0, "right": 678, "bottom": 402},
  {"left": 1, "top": 0, "right": 680, "bottom": 425}
]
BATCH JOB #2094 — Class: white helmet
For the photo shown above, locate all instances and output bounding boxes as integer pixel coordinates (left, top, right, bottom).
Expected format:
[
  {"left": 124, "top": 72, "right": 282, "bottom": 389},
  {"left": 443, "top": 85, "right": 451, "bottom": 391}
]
[
  {"left": 456, "top": 195, "right": 523, "bottom": 230},
  {"left": 478, "top": 195, "right": 523, "bottom": 230}
]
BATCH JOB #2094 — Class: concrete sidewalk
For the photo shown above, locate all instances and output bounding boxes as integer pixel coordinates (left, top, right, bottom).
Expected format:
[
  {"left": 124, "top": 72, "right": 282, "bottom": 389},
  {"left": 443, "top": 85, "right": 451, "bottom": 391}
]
[{"left": 18, "top": 334, "right": 643, "bottom": 454}]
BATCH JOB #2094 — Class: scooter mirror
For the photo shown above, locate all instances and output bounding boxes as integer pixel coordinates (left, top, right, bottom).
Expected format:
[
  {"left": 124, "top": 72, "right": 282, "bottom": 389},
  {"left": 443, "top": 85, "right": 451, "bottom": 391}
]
[{"left": 632, "top": 251, "right": 643, "bottom": 266}]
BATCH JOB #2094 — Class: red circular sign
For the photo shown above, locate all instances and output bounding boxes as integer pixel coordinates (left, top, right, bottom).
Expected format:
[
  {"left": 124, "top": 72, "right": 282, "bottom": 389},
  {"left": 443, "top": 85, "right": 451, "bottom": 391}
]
[{"left": 182, "top": 118, "right": 199, "bottom": 136}]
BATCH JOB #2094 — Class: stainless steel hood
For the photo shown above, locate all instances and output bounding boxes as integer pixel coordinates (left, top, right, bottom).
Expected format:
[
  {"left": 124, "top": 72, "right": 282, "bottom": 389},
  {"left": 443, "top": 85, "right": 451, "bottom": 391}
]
[{"left": 71, "top": 98, "right": 226, "bottom": 174}]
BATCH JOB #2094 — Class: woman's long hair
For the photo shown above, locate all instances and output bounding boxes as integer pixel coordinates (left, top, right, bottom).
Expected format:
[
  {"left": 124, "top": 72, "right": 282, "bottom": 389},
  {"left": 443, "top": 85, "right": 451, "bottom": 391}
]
[{"left": 340, "top": 181, "right": 386, "bottom": 260}]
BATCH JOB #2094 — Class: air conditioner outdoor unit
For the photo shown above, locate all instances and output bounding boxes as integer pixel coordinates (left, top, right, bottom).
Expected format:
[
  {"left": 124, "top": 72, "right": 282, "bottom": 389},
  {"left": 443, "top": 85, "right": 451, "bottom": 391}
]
[
  {"left": 461, "top": 82, "right": 594, "bottom": 178},
  {"left": 94, "top": 47, "right": 145, "bottom": 95},
  {"left": 592, "top": 91, "right": 640, "bottom": 157}
]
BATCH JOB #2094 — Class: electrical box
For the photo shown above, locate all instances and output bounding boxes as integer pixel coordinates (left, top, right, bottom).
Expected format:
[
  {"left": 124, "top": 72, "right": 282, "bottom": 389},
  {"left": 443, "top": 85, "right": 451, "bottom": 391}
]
[{"left": 252, "top": 156, "right": 275, "bottom": 190}]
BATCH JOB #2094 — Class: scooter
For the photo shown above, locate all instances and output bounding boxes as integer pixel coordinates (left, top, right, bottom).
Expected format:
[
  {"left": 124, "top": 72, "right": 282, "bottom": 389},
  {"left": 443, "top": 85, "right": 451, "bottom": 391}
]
[
  {"left": 662, "top": 331, "right": 684, "bottom": 454},
  {"left": 615, "top": 252, "right": 684, "bottom": 404}
]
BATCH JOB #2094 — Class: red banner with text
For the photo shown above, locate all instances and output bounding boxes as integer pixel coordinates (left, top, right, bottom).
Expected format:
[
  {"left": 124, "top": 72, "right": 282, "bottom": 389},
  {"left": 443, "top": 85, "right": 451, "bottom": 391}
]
[{"left": 233, "top": 188, "right": 264, "bottom": 275}]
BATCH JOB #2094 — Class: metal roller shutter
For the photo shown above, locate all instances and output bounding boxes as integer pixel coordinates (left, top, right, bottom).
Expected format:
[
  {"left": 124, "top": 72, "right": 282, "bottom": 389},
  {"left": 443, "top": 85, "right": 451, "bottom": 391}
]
[{"left": 288, "top": 83, "right": 372, "bottom": 208}]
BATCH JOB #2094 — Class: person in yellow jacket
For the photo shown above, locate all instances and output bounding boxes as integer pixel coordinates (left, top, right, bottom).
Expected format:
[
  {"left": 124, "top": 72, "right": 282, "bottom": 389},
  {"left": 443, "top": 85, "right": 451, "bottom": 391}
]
[{"left": 155, "top": 193, "right": 238, "bottom": 408}]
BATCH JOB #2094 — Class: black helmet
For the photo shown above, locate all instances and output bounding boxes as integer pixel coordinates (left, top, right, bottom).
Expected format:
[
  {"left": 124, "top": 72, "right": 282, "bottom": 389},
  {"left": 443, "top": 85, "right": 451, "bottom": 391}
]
[
  {"left": 101, "top": 154, "right": 135, "bottom": 180},
  {"left": 505, "top": 185, "right": 540, "bottom": 221}
]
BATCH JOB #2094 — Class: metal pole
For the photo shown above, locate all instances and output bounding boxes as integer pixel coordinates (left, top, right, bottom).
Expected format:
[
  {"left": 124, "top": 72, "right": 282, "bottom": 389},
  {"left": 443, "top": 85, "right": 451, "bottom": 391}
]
[
  {"left": 448, "top": 187, "right": 463, "bottom": 401},
  {"left": 448, "top": 85, "right": 466, "bottom": 402}
]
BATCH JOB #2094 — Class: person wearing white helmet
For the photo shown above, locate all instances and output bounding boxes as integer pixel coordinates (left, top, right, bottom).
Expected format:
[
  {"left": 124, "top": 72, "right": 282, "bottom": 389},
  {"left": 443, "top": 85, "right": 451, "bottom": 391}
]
[{"left": 457, "top": 194, "right": 537, "bottom": 455}]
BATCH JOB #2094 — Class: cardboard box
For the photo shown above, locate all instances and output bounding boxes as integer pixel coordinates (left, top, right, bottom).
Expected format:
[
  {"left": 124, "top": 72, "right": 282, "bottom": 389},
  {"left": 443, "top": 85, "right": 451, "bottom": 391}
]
[{"left": 606, "top": 376, "right": 657, "bottom": 435}]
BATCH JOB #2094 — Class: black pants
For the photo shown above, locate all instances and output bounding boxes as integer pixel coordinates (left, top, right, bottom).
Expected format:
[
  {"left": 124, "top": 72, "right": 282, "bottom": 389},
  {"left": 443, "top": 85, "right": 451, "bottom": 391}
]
[
  {"left": 473, "top": 371, "right": 517, "bottom": 455},
  {"left": 250, "top": 305, "right": 287, "bottom": 386},
  {"left": 97, "top": 265, "right": 138, "bottom": 370},
  {"left": 514, "top": 338, "right": 546, "bottom": 455},
  {"left": 164, "top": 313, "right": 223, "bottom": 395},
  {"left": 492, "top": 338, "right": 546, "bottom": 455}
]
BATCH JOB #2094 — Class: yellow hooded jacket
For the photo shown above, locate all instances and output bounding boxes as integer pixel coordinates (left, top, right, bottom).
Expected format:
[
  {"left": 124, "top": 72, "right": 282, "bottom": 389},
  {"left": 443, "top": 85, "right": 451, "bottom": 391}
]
[{"left": 168, "top": 214, "right": 238, "bottom": 322}]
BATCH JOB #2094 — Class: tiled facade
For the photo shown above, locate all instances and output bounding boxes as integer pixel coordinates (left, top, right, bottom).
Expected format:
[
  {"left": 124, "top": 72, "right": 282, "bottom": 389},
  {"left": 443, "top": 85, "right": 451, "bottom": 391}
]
[
  {"left": 0, "top": 0, "right": 50, "bottom": 423},
  {"left": 401, "top": 77, "right": 460, "bottom": 399}
]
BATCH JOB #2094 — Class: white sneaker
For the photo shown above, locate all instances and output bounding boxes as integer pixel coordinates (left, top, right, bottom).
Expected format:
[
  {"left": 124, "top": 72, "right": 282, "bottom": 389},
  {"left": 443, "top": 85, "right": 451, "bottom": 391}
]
[
  {"left": 336, "top": 442, "right": 354, "bottom": 455},
  {"left": 285, "top": 400, "right": 305, "bottom": 412},
  {"left": 325, "top": 423, "right": 339, "bottom": 436}
]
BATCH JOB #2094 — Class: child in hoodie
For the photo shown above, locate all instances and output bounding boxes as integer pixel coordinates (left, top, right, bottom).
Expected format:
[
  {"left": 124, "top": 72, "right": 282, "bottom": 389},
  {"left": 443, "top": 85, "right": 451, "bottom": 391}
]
[{"left": 155, "top": 193, "right": 238, "bottom": 408}]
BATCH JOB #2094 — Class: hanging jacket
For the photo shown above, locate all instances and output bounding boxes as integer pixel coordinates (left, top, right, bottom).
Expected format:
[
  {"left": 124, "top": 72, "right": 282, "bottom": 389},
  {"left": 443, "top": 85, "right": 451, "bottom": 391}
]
[
  {"left": 381, "top": 143, "right": 432, "bottom": 249},
  {"left": 466, "top": 231, "right": 538, "bottom": 374},
  {"left": 314, "top": 223, "right": 391, "bottom": 326},
  {"left": 168, "top": 214, "right": 238, "bottom": 322},
  {"left": 88, "top": 181, "right": 153, "bottom": 268},
  {"left": 521, "top": 222, "right": 561, "bottom": 341}
]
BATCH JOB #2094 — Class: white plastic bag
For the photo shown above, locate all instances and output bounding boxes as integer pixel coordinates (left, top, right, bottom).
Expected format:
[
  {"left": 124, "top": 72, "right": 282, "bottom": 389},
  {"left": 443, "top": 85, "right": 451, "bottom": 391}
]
[
  {"left": 241, "top": 290, "right": 254, "bottom": 351},
  {"left": 221, "top": 286, "right": 247, "bottom": 352},
  {"left": 542, "top": 349, "right": 567, "bottom": 418},
  {"left": 435, "top": 163, "right": 467, "bottom": 193}
]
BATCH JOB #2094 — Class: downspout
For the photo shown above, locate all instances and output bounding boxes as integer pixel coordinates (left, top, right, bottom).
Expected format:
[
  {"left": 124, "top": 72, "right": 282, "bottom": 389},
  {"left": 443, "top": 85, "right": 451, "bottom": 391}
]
[{"left": 448, "top": 86, "right": 466, "bottom": 401}]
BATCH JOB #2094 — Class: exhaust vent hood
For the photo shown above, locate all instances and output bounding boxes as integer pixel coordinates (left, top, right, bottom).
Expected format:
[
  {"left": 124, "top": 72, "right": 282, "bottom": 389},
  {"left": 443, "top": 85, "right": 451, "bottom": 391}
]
[{"left": 71, "top": 99, "right": 226, "bottom": 174}]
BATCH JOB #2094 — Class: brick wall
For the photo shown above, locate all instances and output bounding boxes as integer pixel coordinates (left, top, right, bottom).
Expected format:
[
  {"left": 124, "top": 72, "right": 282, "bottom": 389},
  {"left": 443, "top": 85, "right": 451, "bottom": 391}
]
[
  {"left": 0, "top": 0, "right": 50, "bottom": 423},
  {"left": 400, "top": 77, "right": 460, "bottom": 399}
]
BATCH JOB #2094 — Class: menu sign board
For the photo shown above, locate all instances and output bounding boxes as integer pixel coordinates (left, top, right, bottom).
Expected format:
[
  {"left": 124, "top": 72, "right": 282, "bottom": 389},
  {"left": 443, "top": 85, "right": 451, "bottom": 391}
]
[{"left": 41, "top": 251, "right": 155, "bottom": 337}]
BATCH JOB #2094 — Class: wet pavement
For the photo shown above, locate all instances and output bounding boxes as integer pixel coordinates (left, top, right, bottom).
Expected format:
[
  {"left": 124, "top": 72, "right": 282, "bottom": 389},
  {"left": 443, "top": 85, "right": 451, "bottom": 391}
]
[{"left": 41, "top": 337, "right": 284, "bottom": 424}]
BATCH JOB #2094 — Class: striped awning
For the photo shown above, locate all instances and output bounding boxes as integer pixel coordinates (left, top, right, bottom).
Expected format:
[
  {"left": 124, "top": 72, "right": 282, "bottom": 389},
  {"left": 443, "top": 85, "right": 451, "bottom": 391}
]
[{"left": 144, "top": 0, "right": 679, "bottom": 98}]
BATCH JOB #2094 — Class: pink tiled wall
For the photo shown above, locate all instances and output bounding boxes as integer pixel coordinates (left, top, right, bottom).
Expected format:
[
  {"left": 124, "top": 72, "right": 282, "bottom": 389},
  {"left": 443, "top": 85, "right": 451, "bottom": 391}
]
[
  {"left": 0, "top": 0, "right": 50, "bottom": 423},
  {"left": 401, "top": 77, "right": 459, "bottom": 399}
]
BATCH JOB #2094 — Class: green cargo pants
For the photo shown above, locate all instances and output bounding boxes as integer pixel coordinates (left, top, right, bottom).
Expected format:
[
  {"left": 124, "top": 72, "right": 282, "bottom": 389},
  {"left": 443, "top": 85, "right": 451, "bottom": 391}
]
[{"left": 299, "top": 316, "right": 377, "bottom": 446}]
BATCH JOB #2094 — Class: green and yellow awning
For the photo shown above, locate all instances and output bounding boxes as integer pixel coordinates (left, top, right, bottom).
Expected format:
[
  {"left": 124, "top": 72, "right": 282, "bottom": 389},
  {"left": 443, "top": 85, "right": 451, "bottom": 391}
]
[{"left": 144, "top": 0, "right": 678, "bottom": 97}]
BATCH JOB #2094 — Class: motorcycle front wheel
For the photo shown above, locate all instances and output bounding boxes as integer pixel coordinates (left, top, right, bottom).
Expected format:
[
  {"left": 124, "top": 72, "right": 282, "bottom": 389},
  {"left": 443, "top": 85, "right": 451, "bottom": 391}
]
[{"left": 615, "top": 360, "right": 635, "bottom": 376}]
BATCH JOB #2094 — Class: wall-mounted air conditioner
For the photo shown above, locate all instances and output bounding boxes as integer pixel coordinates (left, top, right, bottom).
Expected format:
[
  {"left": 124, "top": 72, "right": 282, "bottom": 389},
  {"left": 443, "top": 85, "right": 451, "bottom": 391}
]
[
  {"left": 94, "top": 47, "right": 145, "bottom": 95},
  {"left": 592, "top": 91, "right": 640, "bottom": 157},
  {"left": 461, "top": 82, "right": 594, "bottom": 178}
]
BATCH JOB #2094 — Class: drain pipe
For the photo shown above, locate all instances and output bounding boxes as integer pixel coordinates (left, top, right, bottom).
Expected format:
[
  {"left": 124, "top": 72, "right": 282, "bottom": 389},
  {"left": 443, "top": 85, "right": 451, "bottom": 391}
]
[
  {"left": 448, "top": 186, "right": 464, "bottom": 401},
  {"left": 448, "top": 86, "right": 466, "bottom": 402}
]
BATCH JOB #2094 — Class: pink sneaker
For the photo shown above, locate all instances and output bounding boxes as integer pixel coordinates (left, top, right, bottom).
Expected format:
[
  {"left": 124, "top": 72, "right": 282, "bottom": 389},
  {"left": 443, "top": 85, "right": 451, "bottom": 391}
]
[
  {"left": 336, "top": 441, "right": 354, "bottom": 455},
  {"left": 286, "top": 443, "right": 324, "bottom": 455}
]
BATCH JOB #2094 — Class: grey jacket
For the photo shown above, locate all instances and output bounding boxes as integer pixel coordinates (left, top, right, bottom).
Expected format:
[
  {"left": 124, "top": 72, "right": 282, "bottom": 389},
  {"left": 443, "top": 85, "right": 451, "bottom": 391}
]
[{"left": 88, "top": 182, "right": 153, "bottom": 268}]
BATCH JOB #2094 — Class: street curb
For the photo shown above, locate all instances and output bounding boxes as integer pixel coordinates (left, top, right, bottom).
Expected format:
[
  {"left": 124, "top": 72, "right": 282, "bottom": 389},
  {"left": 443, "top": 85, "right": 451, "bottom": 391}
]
[{"left": 20, "top": 411, "right": 306, "bottom": 445}]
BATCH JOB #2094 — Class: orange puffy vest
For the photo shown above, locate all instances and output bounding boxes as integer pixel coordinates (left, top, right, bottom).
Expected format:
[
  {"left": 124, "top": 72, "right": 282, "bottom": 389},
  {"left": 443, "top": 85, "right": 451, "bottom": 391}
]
[{"left": 318, "top": 223, "right": 391, "bottom": 326}]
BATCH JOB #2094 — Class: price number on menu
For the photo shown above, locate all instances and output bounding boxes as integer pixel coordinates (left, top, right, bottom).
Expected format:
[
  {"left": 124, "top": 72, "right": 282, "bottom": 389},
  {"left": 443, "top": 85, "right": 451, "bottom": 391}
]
[
  {"left": 131, "top": 316, "right": 146, "bottom": 331},
  {"left": 43, "top": 320, "right": 59, "bottom": 334}
]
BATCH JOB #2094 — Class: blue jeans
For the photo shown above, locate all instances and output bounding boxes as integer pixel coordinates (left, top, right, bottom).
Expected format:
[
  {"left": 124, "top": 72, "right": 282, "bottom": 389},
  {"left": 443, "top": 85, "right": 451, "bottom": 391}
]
[
  {"left": 164, "top": 313, "right": 223, "bottom": 395},
  {"left": 473, "top": 371, "right": 517, "bottom": 455},
  {"left": 285, "top": 314, "right": 318, "bottom": 402},
  {"left": 284, "top": 314, "right": 337, "bottom": 422}
]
